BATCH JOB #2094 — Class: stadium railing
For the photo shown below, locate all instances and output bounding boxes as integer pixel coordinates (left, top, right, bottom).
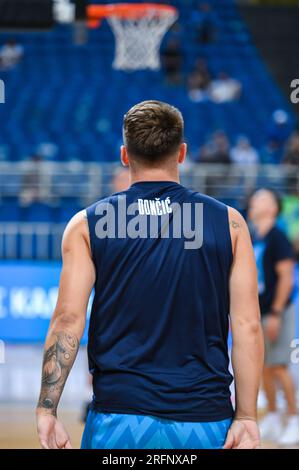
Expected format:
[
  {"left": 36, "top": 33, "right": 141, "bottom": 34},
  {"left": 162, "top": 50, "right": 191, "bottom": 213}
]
[{"left": 0, "top": 162, "right": 298, "bottom": 260}]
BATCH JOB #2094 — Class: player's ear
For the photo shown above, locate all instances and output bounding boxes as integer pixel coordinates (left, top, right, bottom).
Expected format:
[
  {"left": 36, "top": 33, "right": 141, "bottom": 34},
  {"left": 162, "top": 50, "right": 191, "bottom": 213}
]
[
  {"left": 120, "top": 145, "right": 129, "bottom": 167},
  {"left": 178, "top": 143, "right": 187, "bottom": 164}
]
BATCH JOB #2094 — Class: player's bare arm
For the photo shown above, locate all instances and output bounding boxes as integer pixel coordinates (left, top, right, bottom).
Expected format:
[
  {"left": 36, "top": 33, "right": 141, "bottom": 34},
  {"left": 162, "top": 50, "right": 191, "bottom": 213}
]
[
  {"left": 36, "top": 211, "right": 95, "bottom": 449},
  {"left": 37, "top": 330, "right": 79, "bottom": 415},
  {"left": 223, "top": 207, "right": 264, "bottom": 449}
]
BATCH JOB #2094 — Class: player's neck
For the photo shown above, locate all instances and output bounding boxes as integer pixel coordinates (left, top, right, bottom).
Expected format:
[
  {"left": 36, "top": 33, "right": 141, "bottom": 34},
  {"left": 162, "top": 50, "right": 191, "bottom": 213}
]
[{"left": 129, "top": 167, "right": 180, "bottom": 185}]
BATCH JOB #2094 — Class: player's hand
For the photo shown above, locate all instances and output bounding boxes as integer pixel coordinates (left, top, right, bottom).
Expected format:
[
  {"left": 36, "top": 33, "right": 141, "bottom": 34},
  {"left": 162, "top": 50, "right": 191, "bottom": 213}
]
[
  {"left": 265, "top": 314, "right": 282, "bottom": 342},
  {"left": 223, "top": 419, "right": 261, "bottom": 449},
  {"left": 36, "top": 410, "right": 72, "bottom": 449}
]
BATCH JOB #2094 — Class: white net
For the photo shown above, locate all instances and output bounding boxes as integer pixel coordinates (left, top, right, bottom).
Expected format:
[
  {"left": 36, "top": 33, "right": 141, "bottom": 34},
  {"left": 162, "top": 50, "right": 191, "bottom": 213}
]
[{"left": 107, "top": 8, "right": 178, "bottom": 71}]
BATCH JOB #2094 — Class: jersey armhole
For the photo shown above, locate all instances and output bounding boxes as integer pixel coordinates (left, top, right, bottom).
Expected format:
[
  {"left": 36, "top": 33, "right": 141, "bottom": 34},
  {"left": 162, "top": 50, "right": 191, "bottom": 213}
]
[
  {"left": 85, "top": 207, "right": 96, "bottom": 265},
  {"left": 226, "top": 206, "right": 234, "bottom": 263}
]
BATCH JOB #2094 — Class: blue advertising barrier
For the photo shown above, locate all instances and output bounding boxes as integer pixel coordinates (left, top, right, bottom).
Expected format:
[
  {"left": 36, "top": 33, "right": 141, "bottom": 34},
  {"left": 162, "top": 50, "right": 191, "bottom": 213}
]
[
  {"left": 0, "top": 261, "right": 90, "bottom": 343},
  {"left": 0, "top": 261, "right": 298, "bottom": 344}
]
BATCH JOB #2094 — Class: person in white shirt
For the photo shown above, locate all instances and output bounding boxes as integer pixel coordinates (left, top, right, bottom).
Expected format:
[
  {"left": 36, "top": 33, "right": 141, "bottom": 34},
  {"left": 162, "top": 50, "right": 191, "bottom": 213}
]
[
  {"left": 209, "top": 72, "right": 241, "bottom": 103},
  {"left": 231, "top": 136, "right": 259, "bottom": 165},
  {"left": 0, "top": 39, "right": 23, "bottom": 70}
]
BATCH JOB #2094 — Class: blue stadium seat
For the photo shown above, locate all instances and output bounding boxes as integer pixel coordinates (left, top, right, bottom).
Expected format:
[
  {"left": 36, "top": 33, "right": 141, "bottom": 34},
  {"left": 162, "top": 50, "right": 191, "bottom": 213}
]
[{"left": 0, "top": 0, "right": 296, "bottom": 228}]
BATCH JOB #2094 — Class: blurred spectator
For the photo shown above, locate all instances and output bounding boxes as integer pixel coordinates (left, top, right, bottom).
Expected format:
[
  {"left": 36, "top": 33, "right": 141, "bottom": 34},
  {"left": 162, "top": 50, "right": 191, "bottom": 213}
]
[
  {"left": 188, "top": 59, "right": 211, "bottom": 102},
  {"left": 267, "top": 109, "right": 292, "bottom": 151},
  {"left": 20, "top": 154, "right": 44, "bottom": 205},
  {"left": 231, "top": 135, "right": 259, "bottom": 165},
  {"left": 282, "top": 132, "right": 299, "bottom": 193},
  {"left": 283, "top": 131, "right": 299, "bottom": 166},
  {"left": 0, "top": 39, "right": 23, "bottom": 71},
  {"left": 193, "top": 3, "right": 218, "bottom": 44},
  {"left": 36, "top": 142, "right": 59, "bottom": 160},
  {"left": 199, "top": 131, "right": 231, "bottom": 164},
  {"left": 167, "top": 21, "right": 182, "bottom": 43},
  {"left": 209, "top": 72, "right": 242, "bottom": 103},
  {"left": 259, "top": 140, "right": 282, "bottom": 164},
  {"left": 196, "top": 131, "right": 231, "bottom": 197},
  {"left": 161, "top": 39, "right": 183, "bottom": 85},
  {"left": 248, "top": 189, "right": 298, "bottom": 446}
]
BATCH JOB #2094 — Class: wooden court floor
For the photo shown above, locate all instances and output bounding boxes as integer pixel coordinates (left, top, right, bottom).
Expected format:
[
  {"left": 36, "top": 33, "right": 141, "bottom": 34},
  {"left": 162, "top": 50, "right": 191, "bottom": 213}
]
[
  {"left": 0, "top": 405, "right": 84, "bottom": 449},
  {"left": 0, "top": 405, "right": 298, "bottom": 449}
]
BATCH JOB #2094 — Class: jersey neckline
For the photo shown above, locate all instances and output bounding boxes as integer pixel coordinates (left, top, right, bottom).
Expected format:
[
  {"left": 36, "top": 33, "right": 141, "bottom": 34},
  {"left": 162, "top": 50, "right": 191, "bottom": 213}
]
[{"left": 130, "top": 180, "right": 183, "bottom": 189}]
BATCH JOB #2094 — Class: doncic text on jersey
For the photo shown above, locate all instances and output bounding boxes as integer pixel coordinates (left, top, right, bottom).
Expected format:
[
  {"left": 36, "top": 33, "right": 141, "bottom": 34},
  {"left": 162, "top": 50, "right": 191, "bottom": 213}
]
[{"left": 93, "top": 196, "right": 204, "bottom": 250}]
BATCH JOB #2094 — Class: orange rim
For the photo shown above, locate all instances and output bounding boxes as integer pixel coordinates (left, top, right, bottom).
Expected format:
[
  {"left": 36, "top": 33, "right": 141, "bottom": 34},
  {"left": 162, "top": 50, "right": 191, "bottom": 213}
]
[{"left": 87, "top": 3, "right": 178, "bottom": 20}]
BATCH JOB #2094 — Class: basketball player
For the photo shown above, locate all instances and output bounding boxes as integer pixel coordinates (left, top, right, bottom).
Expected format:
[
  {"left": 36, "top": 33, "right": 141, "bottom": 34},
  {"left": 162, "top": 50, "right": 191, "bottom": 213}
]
[{"left": 36, "top": 101, "right": 264, "bottom": 449}]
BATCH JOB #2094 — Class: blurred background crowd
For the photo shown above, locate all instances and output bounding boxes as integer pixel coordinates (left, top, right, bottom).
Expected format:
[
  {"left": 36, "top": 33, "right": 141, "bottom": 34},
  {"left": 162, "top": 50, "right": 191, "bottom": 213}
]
[{"left": 0, "top": 0, "right": 299, "bottom": 449}]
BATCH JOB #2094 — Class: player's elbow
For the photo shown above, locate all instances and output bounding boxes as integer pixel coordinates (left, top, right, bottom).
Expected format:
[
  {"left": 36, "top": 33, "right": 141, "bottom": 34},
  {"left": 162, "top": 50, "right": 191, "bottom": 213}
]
[
  {"left": 232, "top": 316, "right": 263, "bottom": 343},
  {"left": 51, "top": 306, "right": 85, "bottom": 332},
  {"left": 247, "top": 319, "right": 262, "bottom": 337}
]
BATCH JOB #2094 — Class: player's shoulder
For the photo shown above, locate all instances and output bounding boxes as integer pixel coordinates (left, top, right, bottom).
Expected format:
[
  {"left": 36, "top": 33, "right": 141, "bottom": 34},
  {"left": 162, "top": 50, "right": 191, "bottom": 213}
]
[
  {"left": 85, "top": 191, "right": 127, "bottom": 217},
  {"left": 185, "top": 188, "right": 230, "bottom": 212},
  {"left": 227, "top": 205, "right": 246, "bottom": 226},
  {"left": 226, "top": 206, "right": 251, "bottom": 256},
  {"left": 184, "top": 188, "right": 246, "bottom": 226},
  {"left": 62, "top": 210, "right": 89, "bottom": 250},
  {"left": 187, "top": 193, "right": 249, "bottom": 246},
  {"left": 65, "top": 210, "right": 87, "bottom": 231}
]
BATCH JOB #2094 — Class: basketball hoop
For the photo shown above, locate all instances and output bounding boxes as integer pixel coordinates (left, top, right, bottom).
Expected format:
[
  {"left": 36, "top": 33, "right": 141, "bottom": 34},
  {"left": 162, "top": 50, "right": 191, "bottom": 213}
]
[{"left": 87, "top": 3, "right": 178, "bottom": 71}]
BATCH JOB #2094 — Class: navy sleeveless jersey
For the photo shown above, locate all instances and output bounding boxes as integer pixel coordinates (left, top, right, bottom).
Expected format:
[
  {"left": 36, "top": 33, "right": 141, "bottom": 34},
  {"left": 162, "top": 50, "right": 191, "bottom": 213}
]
[{"left": 86, "top": 181, "right": 234, "bottom": 422}]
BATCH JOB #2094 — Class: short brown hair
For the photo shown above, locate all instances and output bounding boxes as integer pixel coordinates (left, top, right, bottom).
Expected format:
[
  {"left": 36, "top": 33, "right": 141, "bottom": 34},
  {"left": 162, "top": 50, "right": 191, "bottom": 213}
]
[{"left": 123, "top": 100, "right": 184, "bottom": 162}]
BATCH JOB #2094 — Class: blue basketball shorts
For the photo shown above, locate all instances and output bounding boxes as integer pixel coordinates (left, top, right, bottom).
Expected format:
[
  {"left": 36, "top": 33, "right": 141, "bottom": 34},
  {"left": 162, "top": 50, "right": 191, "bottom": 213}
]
[{"left": 81, "top": 409, "right": 232, "bottom": 449}]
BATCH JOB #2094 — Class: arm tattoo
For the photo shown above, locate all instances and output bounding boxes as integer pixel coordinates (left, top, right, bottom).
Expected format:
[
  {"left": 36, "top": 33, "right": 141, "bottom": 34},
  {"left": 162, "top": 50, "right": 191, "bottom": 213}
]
[
  {"left": 231, "top": 220, "right": 241, "bottom": 229},
  {"left": 37, "top": 330, "right": 79, "bottom": 415}
]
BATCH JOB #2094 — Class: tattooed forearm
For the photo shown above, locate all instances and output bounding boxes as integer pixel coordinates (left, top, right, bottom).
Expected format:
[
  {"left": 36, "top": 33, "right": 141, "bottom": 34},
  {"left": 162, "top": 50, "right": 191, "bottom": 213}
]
[
  {"left": 231, "top": 220, "right": 241, "bottom": 229},
  {"left": 37, "top": 330, "right": 79, "bottom": 415}
]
